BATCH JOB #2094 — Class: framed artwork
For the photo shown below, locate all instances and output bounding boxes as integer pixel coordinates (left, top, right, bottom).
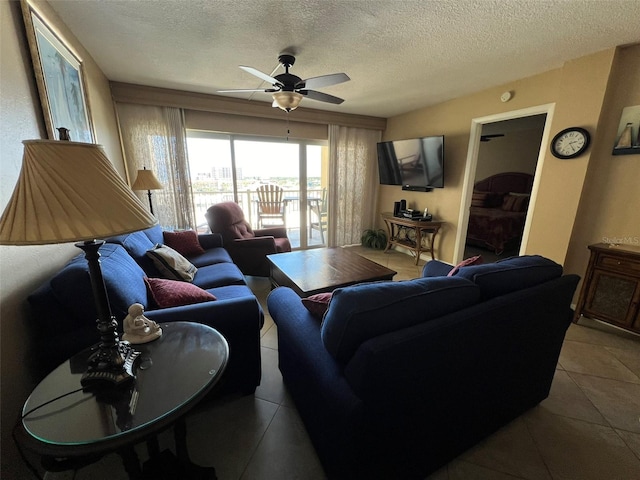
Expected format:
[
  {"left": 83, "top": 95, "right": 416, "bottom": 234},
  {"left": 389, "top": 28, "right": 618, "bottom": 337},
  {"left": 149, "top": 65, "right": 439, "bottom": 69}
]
[
  {"left": 612, "top": 105, "right": 640, "bottom": 156},
  {"left": 21, "top": 0, "right": 95, "bottom": 143}
]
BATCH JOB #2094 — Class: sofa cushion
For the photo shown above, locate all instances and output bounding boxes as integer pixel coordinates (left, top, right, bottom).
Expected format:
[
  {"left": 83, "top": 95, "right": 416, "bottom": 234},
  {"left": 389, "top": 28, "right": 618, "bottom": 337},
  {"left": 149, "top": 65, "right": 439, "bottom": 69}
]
[
  {"left": 192, "top": 263, "right": 246, "bottom": 289},
  {"left": 106, "top": 229, "right": 159, "bottom": 275},
  {"left": 144, "top": 277, "right": 216, "bottom": 308},
  {"left": 142, "top": 224, "right": 164, "bottom": 246},
  {"left": 50, "top": 243, "right": 148, "bottom": 323},
  {"left": 146, "top": 244, "right": 198, "bottom": 282},
  {"left": 452, "top": 255, "right": 563, "bottom": 299},
  {"left": 301, "top": 292, "right": 333, "bottom": 320},
  {"left": 163, "top": 230, "right": 206, "bottom": 257},
  {"left": 321, "top": 276, "right": 480, "bottom": 364},
  {"left": 188, "top": 248, "right": 234, "bottom": 268}
]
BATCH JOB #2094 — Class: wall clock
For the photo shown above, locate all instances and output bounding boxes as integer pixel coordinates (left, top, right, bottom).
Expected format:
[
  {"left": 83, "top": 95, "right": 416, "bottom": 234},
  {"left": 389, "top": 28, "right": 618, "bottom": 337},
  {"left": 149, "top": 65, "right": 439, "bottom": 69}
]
[{"left": 550, "top": 127, "right": 591, "bottom": 159}]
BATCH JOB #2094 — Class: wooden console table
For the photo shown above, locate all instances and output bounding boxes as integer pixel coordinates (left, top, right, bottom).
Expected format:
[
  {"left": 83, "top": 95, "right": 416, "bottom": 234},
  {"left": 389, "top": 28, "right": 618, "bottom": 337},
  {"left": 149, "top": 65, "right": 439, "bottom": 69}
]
[
  {"left": 381, "top": 213, "right": 443, "bottom": 265},
  {"left": 573, "top": 243, "right": 640, "bottom": 334}
]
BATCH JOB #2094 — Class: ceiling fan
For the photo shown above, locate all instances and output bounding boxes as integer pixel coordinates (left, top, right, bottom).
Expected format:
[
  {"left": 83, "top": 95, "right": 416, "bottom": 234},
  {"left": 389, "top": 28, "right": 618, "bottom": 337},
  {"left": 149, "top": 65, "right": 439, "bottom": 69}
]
[
  {"left": 480, "top": 134, "right": 505, "bottom": 142},
  {"left": 217, "top": 53, "right": 350, "bottom": 112}
]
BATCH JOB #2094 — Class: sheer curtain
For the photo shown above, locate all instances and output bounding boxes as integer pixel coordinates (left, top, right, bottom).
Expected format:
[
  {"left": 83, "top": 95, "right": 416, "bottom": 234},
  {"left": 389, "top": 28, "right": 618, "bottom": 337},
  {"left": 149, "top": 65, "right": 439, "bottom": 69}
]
[
  {"left": 116, "top": 104, "right": 196, "bottom": 230},
  {"left": 327, "top": 125, "right": 382, "bottom": 247}
]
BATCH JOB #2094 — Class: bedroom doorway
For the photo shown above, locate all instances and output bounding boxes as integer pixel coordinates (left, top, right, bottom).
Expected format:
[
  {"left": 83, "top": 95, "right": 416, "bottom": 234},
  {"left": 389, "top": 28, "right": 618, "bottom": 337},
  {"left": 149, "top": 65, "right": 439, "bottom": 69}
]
[{"left": 453, "top": 105, "right": 555, "bottom": 264}]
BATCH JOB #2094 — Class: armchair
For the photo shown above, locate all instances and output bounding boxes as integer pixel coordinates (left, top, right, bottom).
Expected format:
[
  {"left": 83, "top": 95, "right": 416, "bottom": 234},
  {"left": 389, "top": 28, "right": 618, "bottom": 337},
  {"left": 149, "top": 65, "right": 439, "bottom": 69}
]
[{"left": 206, "top": 201, "right": 291, "bottom": 277}]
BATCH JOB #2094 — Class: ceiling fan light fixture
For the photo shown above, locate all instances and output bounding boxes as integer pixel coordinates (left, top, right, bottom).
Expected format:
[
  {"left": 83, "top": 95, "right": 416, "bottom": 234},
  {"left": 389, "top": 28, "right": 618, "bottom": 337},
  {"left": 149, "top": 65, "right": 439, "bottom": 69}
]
[{"left": 272, "top": 91, "right": 303, "bottom": 112}]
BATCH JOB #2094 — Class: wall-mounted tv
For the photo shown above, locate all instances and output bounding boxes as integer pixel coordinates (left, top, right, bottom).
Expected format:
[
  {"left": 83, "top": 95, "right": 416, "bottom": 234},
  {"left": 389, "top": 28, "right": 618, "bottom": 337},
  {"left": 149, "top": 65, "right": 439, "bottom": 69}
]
[{"left": 377, "top": 136, "right": 444, "bottom": 191}]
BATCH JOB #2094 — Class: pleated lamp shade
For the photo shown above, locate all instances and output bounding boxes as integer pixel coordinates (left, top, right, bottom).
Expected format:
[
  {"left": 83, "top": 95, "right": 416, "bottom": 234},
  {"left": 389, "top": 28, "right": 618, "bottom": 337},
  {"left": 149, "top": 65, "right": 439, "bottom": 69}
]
[
  {"left": 0, "top": 140, "right": 157, "bottom": 245},
  {"left": 131, "top": 168, "right": 163, "bottom": 191}
]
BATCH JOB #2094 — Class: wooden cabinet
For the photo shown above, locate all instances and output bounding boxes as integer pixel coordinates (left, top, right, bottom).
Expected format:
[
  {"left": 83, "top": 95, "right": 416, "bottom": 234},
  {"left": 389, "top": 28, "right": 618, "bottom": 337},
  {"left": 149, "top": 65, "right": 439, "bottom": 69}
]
[{"left": 574, "top": 243, "right": 640, "bottom": 333}]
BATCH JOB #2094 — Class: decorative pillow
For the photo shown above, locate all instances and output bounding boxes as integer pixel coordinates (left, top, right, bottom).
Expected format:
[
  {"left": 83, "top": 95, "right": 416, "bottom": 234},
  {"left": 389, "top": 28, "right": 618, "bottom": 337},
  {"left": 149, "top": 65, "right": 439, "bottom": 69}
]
[
  {"left": 146, "top": 244, "right": 197, "bottom": 282},
  {"left": 447, "top": 255, "right": 483, "bottom": 276},
  {"left": 163, "top": 230, "right": 205, "bottom": 257},
  {"left": 144, "top": 277, "right": 216, "bottom": 309},
  {"left": 501, "top": 193, "right": 529, "bottom": 212},
  {"left": 471, "top": 191, "right": 505, "bottom": 208},
  {"left": 471, "top": 191, "right": 491, "bottom": 207},
  {"left": 301, "top": 292, "right": 333, "bottom": 320}
]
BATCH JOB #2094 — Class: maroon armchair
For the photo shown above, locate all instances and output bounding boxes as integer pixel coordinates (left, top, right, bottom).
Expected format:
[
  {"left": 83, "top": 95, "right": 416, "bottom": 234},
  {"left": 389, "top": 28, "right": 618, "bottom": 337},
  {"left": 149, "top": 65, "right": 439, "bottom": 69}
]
[{"left": 206, "top": 201, "right": 291, "bottom": 277}]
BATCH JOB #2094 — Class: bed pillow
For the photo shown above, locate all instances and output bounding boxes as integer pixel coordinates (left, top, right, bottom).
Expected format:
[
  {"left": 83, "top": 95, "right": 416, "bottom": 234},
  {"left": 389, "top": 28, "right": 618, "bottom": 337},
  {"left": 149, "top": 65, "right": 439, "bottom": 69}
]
[
  {"left": 144, "top": 277, "right": 216, "bottom": 308},
  {"left": 146, "top": 244, "right": 198, "bottom": 282},
  {"left": 501, "top": 193, "right": 530, "bottom": 212},
  {"left": 471, "top": 191, "right": 505, "bottom": 208},
  {"left": 471, "top": 191, "right": 491, "bottom": 207},
  {"left": 163, "top": 230, "right": 205, "bottom": 257}
]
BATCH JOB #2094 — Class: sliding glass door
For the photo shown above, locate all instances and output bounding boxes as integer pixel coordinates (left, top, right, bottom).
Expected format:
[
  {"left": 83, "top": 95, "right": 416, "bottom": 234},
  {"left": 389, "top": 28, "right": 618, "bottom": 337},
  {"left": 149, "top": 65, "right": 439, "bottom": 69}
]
[{"left": 186, "top": 131, "right": 328, "bottom": 249}]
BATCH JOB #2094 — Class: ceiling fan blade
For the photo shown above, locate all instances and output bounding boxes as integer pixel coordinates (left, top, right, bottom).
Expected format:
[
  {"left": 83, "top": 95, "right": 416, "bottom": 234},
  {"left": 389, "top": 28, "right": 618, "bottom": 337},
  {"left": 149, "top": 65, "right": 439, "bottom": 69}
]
[
  {"left": 300, "top": 90, "right": 344, "bottom": 105},
  {"left": 239, "top": 66, "right": 282, "bottom": 86},
  {"left": 480, "top": 133, "right": 505, "bottom": 142},
  {"left": 217, "top": 89, "right": 276, "bottom": 93},
  {"left": 297, "top": 73, "right": 350, "bottom": 90}
]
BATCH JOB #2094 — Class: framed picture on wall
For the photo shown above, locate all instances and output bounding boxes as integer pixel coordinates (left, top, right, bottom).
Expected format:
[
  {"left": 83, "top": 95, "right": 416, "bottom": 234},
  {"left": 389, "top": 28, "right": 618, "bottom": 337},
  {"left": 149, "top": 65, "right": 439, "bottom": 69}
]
[
  {"left": 612, "top": 105, "right": 640, "bottom": 156},
  {"left": 21, "top": 0, "right": 95, "bottom": 143}
]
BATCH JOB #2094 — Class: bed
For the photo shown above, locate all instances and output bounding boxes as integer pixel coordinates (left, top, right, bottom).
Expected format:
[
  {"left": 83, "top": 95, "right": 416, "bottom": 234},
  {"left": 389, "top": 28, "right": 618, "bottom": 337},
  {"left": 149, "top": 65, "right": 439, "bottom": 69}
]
[{"left": 466, "top": 172, "right": 534, "bottom": 254}]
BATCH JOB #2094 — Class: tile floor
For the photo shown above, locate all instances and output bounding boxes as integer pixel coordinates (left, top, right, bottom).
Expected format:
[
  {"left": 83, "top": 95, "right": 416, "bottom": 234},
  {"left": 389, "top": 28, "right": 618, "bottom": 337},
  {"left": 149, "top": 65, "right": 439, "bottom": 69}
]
[{"left": 46, "top": 247, "right": 640, "bottom": 479}]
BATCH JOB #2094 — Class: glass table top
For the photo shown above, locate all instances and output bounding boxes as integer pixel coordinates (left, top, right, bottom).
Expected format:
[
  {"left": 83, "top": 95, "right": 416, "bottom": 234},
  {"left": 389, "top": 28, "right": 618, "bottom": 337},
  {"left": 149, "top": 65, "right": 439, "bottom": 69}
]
[{"left": 22, "top": 322, "right": 228, "bottom": 448}]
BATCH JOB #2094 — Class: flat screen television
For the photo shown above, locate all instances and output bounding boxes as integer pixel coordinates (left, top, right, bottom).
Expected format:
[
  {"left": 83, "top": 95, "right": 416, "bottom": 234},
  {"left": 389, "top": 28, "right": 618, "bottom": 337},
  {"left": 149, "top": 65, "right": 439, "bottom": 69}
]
[{"left": 377, "top": 136, "right": 444, "bottom": 191}]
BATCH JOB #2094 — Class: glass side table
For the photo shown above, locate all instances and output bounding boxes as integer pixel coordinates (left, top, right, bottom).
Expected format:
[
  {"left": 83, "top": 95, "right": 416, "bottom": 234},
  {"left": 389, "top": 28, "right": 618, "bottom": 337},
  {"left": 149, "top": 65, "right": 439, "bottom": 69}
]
[{"left": 15, "top": 322, "right": 228, "bottom": 479}]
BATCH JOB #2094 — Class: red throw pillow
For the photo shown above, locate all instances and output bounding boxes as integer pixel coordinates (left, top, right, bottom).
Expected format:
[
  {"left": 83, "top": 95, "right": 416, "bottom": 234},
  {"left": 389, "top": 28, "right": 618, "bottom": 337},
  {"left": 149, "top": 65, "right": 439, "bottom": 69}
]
[
  {"left": 301, "top": 292, "right": 333, "bottom": 320},
  {"left": 447, "top": 255, "right": 483, "bottom": 276},
  {"left": 163, "top": 230, "right": 205, "bottom": 257},
  {"left": 144, "top": 277, "right": 216, "bottom": 309}
]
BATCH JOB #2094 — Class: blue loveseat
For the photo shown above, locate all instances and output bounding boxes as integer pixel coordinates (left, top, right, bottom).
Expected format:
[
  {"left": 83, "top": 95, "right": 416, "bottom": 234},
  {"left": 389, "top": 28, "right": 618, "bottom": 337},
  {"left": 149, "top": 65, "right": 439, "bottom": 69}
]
[
  {"left": 267, "top": 255, "right": 580, "bottom": 479},
  {"left": 28, "top": 225, "right": 263, "bottom": 395}
]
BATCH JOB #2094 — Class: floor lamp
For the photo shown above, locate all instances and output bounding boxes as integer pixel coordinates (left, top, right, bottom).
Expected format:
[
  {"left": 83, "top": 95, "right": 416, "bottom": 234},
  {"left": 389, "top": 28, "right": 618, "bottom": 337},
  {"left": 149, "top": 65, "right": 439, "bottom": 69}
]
[
  {"left": 0, "top": 140, "right": 158, "bottom": 390},
  {"left": 131, "top": 167, "right": 163, "bottom": 215}
]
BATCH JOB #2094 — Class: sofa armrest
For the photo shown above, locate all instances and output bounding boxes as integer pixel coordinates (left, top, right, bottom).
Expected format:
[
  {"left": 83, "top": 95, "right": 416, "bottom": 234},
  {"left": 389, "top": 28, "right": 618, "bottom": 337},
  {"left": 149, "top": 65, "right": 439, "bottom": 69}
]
[
  {"left": 198, "top": 233, "right": 223, "bottom": 249},
  {"left": 254, "top": 226, "right": 288, "bottom": 239},
  {"left": 421, "top": 260, "right": 453, "bottom": 277},
  {"left": 267, "top": 287, "right": 363, "bottom": 414}
]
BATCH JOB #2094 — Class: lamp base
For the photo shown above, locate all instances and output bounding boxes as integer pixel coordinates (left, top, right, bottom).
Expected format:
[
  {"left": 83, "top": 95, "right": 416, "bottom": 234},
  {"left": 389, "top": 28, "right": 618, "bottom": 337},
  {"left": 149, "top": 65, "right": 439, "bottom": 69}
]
[{"left": 81, "top": 328, "right": 141, "bottom": 389}]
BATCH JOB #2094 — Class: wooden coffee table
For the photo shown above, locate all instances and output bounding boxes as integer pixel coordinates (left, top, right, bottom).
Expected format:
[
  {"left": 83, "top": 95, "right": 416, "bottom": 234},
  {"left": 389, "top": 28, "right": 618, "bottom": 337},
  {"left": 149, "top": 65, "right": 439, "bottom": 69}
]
[{"left": 267, "top": 248, "right": 396, "bottom": 297}]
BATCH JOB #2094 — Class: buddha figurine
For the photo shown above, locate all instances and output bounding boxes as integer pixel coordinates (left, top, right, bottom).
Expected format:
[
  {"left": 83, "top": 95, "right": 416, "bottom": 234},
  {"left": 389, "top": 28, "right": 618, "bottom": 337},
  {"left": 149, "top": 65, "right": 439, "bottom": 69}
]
[{"left": 122, "top": 303, "right": 162, "bottom": 344}]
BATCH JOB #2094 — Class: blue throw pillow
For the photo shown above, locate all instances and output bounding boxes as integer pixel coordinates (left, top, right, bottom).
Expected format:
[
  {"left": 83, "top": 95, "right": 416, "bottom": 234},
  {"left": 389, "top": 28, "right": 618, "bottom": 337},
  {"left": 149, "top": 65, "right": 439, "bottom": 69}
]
[
  {"left": 452, "top": 255, "right": 563, "bottom": 299},
  {"left": 321, "top": 276, "right": 480, "bottom": 364}
]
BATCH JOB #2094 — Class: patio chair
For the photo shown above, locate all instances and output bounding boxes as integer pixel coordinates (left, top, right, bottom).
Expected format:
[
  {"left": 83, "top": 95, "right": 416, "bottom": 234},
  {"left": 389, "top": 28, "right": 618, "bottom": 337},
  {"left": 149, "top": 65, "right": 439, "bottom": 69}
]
[
  {"left": 256, "top": 184, "right": 286, "bottom": 228},
  {"left": 309, "top": 188, "right": 328, "bottom": 244}
]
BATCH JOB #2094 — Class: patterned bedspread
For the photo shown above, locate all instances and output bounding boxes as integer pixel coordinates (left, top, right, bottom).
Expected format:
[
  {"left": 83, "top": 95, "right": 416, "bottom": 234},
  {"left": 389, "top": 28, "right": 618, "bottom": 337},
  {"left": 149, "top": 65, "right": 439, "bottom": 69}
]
[{"left": 466, "top": 206, "right": 527, "bottom": 254}]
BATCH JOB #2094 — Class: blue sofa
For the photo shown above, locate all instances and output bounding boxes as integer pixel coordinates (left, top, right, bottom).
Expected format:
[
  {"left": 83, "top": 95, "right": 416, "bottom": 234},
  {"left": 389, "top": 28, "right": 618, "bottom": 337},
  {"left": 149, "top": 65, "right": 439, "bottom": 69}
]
[
  {"left": 267, "top": 255, "right": 580, "bottom": 479},
  {"left": 28, "top": 225, "right": 263, "bottom": 395}
]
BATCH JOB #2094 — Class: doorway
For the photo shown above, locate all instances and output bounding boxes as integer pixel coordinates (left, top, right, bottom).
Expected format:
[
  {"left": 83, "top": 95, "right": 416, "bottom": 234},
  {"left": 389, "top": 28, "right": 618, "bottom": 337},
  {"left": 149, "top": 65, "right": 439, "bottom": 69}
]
[{"left": 453, "top": 104, "right": 556, "bottom": 263}]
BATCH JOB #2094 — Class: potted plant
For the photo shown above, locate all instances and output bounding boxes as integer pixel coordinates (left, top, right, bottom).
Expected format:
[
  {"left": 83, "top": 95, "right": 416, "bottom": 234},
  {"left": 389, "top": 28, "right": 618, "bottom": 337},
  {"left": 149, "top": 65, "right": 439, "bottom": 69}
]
[{"left": 361, "top": 228, "right": 388, "bottom": 250}]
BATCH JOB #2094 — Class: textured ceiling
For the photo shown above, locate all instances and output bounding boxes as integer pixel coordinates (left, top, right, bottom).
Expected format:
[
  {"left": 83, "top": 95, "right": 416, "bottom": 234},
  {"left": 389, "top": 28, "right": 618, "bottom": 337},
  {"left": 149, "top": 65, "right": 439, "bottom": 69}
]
[{"left": 49, "top": 0, "right": 640, "bottom": 118}]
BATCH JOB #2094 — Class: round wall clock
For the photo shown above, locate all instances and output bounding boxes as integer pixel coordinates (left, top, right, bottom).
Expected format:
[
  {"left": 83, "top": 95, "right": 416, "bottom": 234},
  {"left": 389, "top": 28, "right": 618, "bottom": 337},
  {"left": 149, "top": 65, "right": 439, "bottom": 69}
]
[{"left": 550, "top": 127, "right": 591, "bottom": 159}]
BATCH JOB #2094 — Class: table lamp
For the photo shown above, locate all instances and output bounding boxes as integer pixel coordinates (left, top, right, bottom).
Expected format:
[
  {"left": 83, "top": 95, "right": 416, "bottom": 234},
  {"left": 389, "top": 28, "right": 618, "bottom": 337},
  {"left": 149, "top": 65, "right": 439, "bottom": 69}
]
[
  {"left": 0, "top": 140, "right": 157, "bottom": 389},
  {"left": 131, "top": 167, "right": 163, "bottom": 215}
]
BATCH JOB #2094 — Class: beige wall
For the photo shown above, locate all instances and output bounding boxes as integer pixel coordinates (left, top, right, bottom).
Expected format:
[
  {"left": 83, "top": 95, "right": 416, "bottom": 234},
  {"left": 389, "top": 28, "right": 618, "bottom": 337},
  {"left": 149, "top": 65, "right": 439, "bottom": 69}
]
[
  {"left": 565, "top": 45, "right": 640, "bottom": 290},
  {"left": 0, "top": 1, "right": 123, "bottom": 477},
  {"left": 379, "top": 48, "right": 623, "bottom": 267}
]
